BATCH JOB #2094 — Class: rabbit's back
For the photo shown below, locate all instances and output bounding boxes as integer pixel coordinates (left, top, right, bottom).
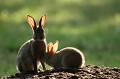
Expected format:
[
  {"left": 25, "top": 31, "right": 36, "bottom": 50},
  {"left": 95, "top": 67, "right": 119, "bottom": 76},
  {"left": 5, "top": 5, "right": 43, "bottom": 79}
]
[
  {"left": 56, "top": 47, "right": 85, "bottom": 68},
  {"left": 17, "top": 39, "right": 34, "bottom": 72},
  {"left": 17, "top": 39, "right": 33, "bottom": 56}
]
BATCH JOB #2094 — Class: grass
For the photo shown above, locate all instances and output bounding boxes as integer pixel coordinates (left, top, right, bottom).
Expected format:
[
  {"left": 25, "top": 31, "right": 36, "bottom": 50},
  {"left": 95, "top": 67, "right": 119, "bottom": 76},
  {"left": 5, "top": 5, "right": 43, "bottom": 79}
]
[{"left": 0, "top": 0, "right": 120, "bottom": 76}]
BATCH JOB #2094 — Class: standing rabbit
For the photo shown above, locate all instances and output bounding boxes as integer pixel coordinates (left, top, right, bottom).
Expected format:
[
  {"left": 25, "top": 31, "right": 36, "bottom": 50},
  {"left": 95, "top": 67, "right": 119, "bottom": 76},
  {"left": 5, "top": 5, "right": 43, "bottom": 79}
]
[
  {"left": 16, "top": 14, "right": 47, "bottom": 73},
  {"left": 44, "top": 41, "right": 85, "bottom": 68}
]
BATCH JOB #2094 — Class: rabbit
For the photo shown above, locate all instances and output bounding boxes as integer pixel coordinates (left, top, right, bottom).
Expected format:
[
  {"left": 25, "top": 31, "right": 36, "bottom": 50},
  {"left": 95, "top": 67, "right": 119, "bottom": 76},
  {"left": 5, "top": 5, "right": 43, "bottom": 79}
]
[
  {"left": 16, "top": 14, "right": 47, "bottom": 73},
  {"left": 44, "top": 41, "right": 85, "bottom": 69}
]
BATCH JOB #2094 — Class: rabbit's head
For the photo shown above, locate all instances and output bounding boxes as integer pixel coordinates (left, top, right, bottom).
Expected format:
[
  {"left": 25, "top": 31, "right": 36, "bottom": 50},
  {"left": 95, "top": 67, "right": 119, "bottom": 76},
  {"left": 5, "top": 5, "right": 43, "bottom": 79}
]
[
  {"left": 27, "top": 15, "right": 46, "bottom": 40},
  {"left": 47, "top": 41, "right": 59, "bottom": 54}
]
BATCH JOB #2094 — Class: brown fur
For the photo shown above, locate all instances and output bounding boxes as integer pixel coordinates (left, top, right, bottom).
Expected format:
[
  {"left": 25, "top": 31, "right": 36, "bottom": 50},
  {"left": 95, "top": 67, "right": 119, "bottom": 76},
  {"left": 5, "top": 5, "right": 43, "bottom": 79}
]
[
  {"left": 16, "top": 15, "right": 47, "bottom": 73},
  {"left": 44, "top": 41, "right": 85, "bottom": 68}
]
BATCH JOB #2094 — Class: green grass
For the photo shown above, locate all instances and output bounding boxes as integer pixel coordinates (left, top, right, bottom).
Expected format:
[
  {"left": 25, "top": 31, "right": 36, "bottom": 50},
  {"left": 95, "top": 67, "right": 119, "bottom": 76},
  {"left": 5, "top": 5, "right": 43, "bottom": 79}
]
[{"left": 0, "top": 0, "right": 120, "bottom": 76}]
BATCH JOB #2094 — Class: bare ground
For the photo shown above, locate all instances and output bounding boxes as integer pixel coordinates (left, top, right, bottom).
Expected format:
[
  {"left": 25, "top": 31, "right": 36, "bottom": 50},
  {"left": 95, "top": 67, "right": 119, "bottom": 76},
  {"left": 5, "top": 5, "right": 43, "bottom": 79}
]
[{"left": 1, "top": 65, "right": 120, "bottom": 79}]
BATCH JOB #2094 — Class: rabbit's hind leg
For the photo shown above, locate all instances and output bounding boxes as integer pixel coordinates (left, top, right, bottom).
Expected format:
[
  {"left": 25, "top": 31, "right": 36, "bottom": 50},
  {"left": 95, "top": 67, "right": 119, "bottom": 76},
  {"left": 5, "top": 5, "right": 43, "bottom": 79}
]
[
  {"left": 17, "top": 62, "right": 24, "bottom": 73},
  {"left": 62, "top": 54, "right": 81, "bottom": 68}
]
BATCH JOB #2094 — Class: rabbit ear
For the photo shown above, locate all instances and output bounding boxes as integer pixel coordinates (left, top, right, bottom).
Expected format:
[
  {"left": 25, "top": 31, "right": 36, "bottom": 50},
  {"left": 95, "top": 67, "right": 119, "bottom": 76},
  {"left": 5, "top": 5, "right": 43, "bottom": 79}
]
[
  {"left": 27, "top": 15, "right": 36, "bottom": 30},
  {"left": 52, "top": 40, "right": 59, "bottom": 53},
  {"left": 39, "top": 14, "right": 46, "bottom": 28},
  {"left": 47, "top": 42, "right": 53, "bottom": 53}
]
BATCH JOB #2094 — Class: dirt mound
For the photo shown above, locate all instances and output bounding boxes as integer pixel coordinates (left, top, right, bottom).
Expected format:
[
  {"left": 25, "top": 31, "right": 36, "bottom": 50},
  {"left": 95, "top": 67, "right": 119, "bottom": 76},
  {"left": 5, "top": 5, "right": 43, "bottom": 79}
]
[{"left": 1, "top": 65, "right": 120, "bottom": 79}]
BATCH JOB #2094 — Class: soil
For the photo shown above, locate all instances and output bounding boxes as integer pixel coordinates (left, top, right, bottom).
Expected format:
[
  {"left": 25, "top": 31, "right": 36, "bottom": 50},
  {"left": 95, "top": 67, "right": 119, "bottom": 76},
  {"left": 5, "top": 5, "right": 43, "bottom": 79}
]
[{"left": 1, "top": 65, "right": 120, "bottom": 79}]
